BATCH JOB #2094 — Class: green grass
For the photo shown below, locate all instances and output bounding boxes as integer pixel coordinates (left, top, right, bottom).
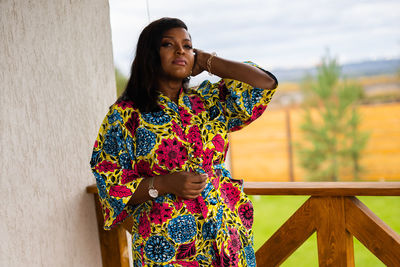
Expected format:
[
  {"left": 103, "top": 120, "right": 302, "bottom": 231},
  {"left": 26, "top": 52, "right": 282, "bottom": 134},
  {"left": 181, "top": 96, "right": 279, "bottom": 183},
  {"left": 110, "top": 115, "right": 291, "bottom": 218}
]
[{"left": 250, "top": 195, "right": 400, "bottom": 266}]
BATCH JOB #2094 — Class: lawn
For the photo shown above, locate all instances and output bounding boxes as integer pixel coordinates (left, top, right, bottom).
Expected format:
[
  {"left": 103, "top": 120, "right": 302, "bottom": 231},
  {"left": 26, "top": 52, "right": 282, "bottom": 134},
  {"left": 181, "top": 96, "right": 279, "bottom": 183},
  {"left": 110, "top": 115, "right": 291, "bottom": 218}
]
[{"left": 250, "top": 195, "right": 400, "bottom": 266}]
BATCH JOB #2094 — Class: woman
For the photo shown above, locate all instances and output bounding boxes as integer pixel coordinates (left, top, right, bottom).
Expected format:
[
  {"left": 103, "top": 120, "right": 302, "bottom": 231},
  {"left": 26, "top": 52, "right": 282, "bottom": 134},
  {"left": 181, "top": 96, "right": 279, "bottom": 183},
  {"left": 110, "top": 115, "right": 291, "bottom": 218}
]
[{"left": 90, "top": 17, "right": 277, "bottom": 266}]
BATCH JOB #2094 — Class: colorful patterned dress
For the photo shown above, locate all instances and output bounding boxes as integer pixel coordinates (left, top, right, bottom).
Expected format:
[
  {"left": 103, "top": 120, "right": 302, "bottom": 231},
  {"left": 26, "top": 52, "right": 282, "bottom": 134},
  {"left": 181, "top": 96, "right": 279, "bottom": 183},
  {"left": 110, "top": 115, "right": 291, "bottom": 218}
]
[{"left": 90, "top": 62, "right": 277, "bottom": 266}]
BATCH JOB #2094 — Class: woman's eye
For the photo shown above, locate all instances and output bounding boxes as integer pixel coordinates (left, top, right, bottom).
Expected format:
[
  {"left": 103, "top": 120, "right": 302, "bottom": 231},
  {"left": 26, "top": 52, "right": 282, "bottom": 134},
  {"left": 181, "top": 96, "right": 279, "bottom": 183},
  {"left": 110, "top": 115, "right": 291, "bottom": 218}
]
[
  {"left": 184, "top": 45, "right": 193, "bottom": 49},
  {"left": 161, "top": 42, "right": 172, "bottom": 47}
]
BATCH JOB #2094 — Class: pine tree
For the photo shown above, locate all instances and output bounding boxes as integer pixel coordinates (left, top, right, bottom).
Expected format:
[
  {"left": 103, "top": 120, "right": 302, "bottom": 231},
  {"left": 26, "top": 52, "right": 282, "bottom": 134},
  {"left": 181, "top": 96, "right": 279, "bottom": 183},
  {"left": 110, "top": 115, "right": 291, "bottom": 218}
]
[{"left": 297, "top": 55, "right": 368, "bottom": 181}]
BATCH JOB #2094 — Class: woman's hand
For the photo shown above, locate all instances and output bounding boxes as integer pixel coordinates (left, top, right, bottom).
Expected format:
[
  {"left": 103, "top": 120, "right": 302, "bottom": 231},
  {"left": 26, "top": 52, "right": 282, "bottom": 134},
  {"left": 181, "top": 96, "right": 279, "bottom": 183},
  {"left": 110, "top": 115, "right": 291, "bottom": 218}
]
[
  {"left": 191, "top": 48, "right": 210, "bottom": 77},
  {"left": 157, "top": 171, "right": 207, "bottom": 199}
]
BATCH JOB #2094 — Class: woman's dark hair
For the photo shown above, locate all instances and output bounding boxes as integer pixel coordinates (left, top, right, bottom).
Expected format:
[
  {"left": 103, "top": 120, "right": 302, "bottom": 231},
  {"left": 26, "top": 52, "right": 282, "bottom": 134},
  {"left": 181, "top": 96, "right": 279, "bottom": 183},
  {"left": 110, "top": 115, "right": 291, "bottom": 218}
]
[{"left": 119, "top": 17, "right": 190, "bottom": 112}]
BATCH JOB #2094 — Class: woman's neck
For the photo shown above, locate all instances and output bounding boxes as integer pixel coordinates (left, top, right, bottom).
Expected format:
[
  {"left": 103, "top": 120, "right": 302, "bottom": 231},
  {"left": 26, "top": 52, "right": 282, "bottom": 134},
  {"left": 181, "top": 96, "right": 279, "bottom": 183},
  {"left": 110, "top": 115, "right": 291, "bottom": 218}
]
[{"left": 158, "top": 78, "right": 183, "bottom": 103}]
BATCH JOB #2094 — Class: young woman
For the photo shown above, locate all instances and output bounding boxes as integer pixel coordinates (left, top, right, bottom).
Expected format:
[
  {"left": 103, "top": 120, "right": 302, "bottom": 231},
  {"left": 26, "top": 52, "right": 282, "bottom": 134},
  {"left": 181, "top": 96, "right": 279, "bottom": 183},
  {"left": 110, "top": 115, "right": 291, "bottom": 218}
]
[{"left": 90, "top": 17, "right": 277, "bottom": 266}]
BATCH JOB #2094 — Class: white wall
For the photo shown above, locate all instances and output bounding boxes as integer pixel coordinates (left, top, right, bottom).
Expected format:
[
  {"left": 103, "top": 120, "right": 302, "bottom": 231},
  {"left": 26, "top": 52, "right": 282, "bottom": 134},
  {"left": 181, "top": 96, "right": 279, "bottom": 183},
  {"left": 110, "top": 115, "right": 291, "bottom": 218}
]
[{"left": 0, "top": 0, "right": 116, "bottom": 266}]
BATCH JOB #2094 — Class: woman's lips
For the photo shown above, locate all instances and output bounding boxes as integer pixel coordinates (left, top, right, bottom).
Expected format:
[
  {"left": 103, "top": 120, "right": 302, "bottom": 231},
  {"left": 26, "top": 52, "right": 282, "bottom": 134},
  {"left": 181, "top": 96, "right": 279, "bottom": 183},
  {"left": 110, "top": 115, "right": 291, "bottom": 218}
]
[{"left": 173, "top": 58, "right": 186, "bottom": 66}]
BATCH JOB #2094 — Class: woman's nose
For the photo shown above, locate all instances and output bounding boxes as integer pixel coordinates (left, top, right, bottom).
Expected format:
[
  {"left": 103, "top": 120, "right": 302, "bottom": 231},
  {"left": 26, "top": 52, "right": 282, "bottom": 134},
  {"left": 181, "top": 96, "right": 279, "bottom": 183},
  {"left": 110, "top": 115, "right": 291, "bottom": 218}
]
[{"left": 176, "top": 45, "right": 184, "bottom": 54}]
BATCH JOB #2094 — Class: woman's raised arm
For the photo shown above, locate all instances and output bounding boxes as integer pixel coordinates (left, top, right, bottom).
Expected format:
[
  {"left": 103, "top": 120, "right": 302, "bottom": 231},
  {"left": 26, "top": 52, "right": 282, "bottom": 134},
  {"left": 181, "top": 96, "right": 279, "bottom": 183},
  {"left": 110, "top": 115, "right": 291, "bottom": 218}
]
[{"left": 192, "top": 49, "right": 278, "bottom": 90}]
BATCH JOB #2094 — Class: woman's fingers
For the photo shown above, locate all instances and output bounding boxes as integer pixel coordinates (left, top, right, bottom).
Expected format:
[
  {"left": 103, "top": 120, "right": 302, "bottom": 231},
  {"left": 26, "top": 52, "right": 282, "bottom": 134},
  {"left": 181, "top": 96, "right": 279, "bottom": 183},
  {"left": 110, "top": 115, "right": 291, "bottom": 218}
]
[
  {"left": 165, "top": 171, "right": 209, "bottom": 198},
  {"left": 180, "top": 173, "right": 208, "bottom": 198}
]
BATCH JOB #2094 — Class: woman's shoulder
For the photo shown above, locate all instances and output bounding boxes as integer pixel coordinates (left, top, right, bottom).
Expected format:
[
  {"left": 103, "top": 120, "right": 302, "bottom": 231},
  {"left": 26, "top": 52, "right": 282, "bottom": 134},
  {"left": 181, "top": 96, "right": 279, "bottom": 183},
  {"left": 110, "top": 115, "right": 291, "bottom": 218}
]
[
  {"left": 187, "top": 79, "right": 223, "bottom": 99},
  {"left": 104, "top": 99, "right": 140, "bottom": 125},
  {"left": 109, "top": 99, "right": 139, "bottom": 114}
]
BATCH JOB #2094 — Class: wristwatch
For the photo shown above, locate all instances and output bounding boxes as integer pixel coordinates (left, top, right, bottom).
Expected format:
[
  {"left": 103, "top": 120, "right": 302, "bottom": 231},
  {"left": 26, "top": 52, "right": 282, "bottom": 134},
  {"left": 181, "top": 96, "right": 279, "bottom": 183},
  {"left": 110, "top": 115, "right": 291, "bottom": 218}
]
[{"left": 148, "top": 177, "right": 158, "bottom": 198}]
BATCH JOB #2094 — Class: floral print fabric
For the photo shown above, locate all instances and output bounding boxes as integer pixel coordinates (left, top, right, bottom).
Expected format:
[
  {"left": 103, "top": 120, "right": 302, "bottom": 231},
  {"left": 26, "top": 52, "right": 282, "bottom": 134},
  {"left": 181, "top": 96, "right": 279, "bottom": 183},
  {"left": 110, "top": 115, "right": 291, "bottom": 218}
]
[{"left": 90, "top": 62, "right": 276, "bottom": 266}]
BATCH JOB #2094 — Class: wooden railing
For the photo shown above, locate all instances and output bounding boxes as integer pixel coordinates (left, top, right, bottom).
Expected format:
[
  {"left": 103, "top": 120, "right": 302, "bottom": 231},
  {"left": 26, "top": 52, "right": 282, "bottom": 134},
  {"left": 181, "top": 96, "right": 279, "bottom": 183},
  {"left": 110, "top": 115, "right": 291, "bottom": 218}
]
[{"left": 86, "top": 182, "right": 400, "bottom": 266}]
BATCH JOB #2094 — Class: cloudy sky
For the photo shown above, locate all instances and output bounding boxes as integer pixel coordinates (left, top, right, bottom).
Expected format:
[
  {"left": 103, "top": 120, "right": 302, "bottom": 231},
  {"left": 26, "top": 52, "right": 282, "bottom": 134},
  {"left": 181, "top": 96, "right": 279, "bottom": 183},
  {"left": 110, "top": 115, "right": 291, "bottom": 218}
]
[{"left": 109, "top": 0, "right": 400, "bottom": 84}]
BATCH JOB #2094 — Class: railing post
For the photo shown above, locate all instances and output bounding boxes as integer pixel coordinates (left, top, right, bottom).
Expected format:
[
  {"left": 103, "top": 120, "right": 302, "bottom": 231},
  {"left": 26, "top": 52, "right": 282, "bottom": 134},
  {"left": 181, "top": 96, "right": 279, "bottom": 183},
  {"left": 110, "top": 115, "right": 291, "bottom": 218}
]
[
  {"left": 92, "top": 194, "right": 130, "bottom": 267},
  {"left": 313, "top": 196, "right": 355, "bottom": 266}
]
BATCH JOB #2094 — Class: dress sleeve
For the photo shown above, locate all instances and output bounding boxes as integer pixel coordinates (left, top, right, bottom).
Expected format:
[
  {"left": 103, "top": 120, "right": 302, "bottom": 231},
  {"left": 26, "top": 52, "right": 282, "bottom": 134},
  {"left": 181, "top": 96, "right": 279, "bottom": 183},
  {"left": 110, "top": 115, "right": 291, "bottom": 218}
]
[
  {"left": 90, "top": 107, "right": 143, "bottom": 230},
  {"left": 199, "top": 61, "right": 277, "bottom": 133}
]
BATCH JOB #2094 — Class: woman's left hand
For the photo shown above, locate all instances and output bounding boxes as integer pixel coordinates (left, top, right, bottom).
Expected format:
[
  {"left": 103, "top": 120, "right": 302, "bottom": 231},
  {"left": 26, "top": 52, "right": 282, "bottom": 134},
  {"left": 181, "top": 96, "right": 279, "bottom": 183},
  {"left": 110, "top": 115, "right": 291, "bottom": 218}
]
[{"left": 191, "top": 48, "right": 210, "bottom": 76}]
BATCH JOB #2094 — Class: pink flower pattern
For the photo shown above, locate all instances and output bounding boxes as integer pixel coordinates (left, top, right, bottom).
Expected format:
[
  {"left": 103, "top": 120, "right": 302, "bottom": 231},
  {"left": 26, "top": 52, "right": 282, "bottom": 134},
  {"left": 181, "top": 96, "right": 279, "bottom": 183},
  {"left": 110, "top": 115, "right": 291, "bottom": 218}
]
[
  {"left": 220, "top": 182, "right": 240, "bottom": 211},
  {"left": 172, "top": 120, "right": 186, "bottom": 140},
  {"left": 187, "top": 125, "right": 203, "bottom": 157},
  {"left": 228, "top": 227, "right": 241, "bottom": 253},
  {"left": 116, "top": 100, "right": 134, "bottom": 110},
  {"left": 109, "top": 185, "right": 132, "bottom": 197},
  {"left": 189, "top": 95, "right": 205, "bottom": 114},
  {"left": 95, "top": 160, "right": 118, "bottom": 173},
  {"left": 250, "top": 104, "right": 267, "bottom": 121},
  {"left": 202, "top": 148, "right": 214, "bottom": 171},
  {"left": 134, "top": 160, "right": 154, "bottom": 177},
  {"left": 113, "top": 210, "right": 128, "bottom": 225},
  {"left": 121, "top": 169, "right": 137, "bottom": 184},
  {"left": 211, "top": 176, "right": 220, "bottom": 190},
  {"left": 179, "top": 107, "right": 192, "bottom": 126},
  {"left": 238, "top": 202, "right": 254, "bottom": 230},
  {"left": 125, "top": 112, "right": 139, "bottom": 136},
  {"left": 184, "top": 198, "right": 202, "bottom": 214},
  {"left": 149, "top": 202, "right": 173, "bottom": 225},
  {"left": 138, "top": 212, "right": 151, "bottom": 238},
  {"left": 212, "top": 134, "right": 224, "bottom": 152},
  {"left": 156, "top": 138, "right": 188, "bottom": 170}
]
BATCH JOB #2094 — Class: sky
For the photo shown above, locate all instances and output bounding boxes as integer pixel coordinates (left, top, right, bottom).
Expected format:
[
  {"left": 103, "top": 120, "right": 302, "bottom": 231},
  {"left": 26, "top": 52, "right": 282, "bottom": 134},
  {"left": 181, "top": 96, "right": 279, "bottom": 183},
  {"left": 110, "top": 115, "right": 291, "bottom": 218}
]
[{"left": 109, "top": 0, "right": 400, "bottom": 85}]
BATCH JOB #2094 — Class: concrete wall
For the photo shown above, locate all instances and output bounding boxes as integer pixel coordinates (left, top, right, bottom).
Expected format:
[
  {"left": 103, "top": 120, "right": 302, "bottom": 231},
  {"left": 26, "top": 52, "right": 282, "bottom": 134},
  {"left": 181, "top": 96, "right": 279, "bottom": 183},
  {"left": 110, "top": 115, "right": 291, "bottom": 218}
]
[{"left": 0, "top": 0, "right": 116, "bottom": 266}]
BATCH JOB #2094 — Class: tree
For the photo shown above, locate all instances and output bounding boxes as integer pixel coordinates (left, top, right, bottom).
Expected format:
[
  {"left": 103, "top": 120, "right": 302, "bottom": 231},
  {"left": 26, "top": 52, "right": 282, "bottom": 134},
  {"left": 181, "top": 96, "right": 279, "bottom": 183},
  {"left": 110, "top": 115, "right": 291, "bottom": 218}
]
[
  {"left": 297, "top": 54, "right": 369, "bottom": 181},
  {"left": 115, "top": 68, "right": 128, "bottom": 97}
]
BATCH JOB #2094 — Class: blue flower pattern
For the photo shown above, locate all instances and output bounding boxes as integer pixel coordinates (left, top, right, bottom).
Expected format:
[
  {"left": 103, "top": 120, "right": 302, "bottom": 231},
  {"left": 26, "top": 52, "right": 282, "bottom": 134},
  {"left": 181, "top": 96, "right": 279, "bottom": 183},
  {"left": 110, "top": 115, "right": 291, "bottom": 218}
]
[
  {"left": 103, "top": 125, "right": 124, "bottom": 156},
  {"left": 202, "top": 219, "right": 218, "bottom": 240},
  {"left": 244, "top": 245, "right": 256, "bottom": 267},
  {"left": 108, "top": 110, "right": 124, "bottom": 124},
  {"left": 167, "top": 215, "right": 197, "bottom": 243},
  {"left": 118, "top": 153, "right": 131, "bottom": 169},
  {"left": 90, "top": 150, "right": 100, "bottom": 168},
  {"left": 135, "top": 128, "right": 156, "bottom": 156},
  {"left": 94, "top": 172, "right": 107, "bottom": 199},
  {"left": 167, "top": 101, "right": 179, "bottom": 113},
  {"left": 144, "top": 236, "right": 175, "bottom": 263},
  {"left": 251, "top": 88, "right": 264, "bottom": 106},
  {"left": 182, "top": 95, "right": 192, "bottom": 109},
  {"left": 201, "top": 182, "right": 213, "bottom": 199},
  {"left": 125, "top": 135, "right": 135, "bottom": 161},
  {"left": 242, "top": 90, "right": 252, "bottom": 114},
  {"left": 142, "top": 110, "right": 171, "bottom": 125},
  {"left": 109, "top": 198, "right": 124, "bottom": 218},
  {"left": 227, "top": 118, "right": 243, "bottom": 131},
  {"left": 209, "top": 105, "right": 220, "bottom": 120}
]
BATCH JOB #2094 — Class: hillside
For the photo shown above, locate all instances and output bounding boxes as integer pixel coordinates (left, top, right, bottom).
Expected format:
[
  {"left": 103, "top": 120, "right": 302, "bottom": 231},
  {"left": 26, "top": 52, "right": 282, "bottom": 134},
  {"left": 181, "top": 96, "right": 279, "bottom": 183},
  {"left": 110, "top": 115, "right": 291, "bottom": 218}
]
[{"left": 273, "top": 58, "right": 400, "bottom": 82}]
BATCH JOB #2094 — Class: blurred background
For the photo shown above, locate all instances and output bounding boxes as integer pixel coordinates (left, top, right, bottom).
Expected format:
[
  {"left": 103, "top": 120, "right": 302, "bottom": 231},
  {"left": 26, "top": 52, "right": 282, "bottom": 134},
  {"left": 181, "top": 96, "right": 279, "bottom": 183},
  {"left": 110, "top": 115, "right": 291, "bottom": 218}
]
[{"left": 110, "top": 0, "right": 400, "bottom": 182}]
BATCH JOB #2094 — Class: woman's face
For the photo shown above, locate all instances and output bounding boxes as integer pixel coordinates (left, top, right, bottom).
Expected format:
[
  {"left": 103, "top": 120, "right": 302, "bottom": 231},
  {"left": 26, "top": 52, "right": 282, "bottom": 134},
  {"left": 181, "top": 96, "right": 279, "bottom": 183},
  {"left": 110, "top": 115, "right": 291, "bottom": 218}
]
[{"left": 159, "top": 27, "right": 194, "bottom": 81}]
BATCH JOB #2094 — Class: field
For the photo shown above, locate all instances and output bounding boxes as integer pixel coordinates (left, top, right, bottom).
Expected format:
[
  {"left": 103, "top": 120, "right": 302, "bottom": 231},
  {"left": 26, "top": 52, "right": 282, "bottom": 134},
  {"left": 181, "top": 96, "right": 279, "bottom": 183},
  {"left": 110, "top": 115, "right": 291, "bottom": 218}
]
[
  {"left": 251, "top": 195, "right": 400, "bottom": 266},
  {"left": 229, "top": 99, "right": 400, "bottom": 181}
]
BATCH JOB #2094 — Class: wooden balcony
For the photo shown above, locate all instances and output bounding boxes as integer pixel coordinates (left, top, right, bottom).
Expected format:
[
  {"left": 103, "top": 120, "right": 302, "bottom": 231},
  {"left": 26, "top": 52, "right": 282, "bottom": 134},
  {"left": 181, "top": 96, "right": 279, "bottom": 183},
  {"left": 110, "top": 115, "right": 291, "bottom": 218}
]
[{"left": 86, "top": 182, "right": 400, "bottom": 266}]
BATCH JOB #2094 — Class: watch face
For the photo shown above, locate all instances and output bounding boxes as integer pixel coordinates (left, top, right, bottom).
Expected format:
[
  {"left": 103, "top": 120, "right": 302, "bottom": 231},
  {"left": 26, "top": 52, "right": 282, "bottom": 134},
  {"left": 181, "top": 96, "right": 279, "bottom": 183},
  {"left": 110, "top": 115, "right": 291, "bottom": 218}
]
[{"left": 149, "top": 188, "right": 158, "bottom": 198}]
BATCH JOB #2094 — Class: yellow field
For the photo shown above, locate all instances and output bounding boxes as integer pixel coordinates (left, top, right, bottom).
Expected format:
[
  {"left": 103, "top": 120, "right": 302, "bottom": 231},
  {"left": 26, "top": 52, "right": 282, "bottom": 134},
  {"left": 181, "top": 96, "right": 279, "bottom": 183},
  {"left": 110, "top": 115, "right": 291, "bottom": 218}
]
[{"left": 229, "top": 103, "right": 400, "bottom": 181}]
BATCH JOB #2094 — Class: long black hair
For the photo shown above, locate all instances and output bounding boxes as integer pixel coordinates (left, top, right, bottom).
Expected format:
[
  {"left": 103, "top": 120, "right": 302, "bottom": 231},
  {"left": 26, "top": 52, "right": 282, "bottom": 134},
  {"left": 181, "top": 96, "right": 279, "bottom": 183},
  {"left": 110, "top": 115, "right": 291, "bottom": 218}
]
[{"left": 119, "top": 17, "right": 190, "bottom": 112}]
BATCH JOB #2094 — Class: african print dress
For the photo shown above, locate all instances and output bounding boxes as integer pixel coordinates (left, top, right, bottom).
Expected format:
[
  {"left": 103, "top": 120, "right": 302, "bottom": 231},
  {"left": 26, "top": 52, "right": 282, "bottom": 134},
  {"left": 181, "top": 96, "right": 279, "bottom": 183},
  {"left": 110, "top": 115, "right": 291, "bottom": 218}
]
[{"left": 90, "top": 62, "right": 277, "bottom": 266}]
